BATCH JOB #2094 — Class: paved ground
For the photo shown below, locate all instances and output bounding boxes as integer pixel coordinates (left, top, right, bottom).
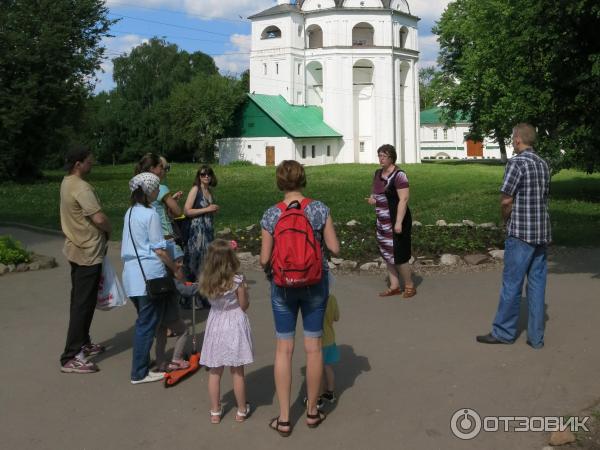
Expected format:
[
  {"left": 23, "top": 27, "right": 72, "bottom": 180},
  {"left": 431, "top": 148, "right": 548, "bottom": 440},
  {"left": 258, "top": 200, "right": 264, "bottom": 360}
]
[{"left": 1, "top": 225, "right": 600, "bottom": 450}]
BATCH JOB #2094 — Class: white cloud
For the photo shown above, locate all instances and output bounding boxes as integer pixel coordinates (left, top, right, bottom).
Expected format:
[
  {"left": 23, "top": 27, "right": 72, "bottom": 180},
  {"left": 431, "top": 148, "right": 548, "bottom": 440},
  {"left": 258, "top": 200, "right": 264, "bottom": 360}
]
[
  {"left": 106, "top": 0, "right": 451, "bottom": 22},
  {"left": 183, "top": 0, "right": 274, "bottom": 19},
  {"left": 213, "top": 33, "right": 251, "bottom": 75},
  {"left": 106, "top": 0, "right": 276, "bottom": 20},
  {"left": 410, "top": 0, "right": 453, "bottom": 21},
  {"left": 418, "top": 33, "right": 439, "bottom": 68},
  {"left": 93, "top": 34, "right": 148, "bottom": 93}
]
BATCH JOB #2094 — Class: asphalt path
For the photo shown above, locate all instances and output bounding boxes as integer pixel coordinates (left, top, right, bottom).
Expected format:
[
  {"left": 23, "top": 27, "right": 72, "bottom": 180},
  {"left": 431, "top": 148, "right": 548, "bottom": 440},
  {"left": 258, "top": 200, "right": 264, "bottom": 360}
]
[{"left": 1, "top": 226, "right": 599, "bottom": 450}]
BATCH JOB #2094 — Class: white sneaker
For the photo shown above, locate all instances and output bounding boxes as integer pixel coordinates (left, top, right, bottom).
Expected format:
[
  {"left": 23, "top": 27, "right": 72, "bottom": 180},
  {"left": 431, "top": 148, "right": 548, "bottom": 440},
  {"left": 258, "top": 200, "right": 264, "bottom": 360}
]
[{"left": 131, "top": 371, "right": 165, "bottom": 385}]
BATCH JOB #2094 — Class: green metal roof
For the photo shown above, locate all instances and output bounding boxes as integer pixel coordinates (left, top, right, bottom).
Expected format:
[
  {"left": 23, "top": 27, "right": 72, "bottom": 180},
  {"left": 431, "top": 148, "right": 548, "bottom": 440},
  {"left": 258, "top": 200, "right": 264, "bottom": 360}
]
[
  {"left": 420, "top": 107, "right": 470, "bottom": 125},
  {"left": 249, "top": 94, "right": 342, "bottom": 138}
]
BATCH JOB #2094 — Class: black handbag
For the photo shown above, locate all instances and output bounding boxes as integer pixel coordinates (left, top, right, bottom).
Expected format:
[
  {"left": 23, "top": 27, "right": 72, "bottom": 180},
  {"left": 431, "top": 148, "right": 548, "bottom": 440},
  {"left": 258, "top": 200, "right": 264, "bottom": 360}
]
[
  {"left": 172, "top": 215, "right": 190, "bottom": 248},
  {"left": 128, "top": 208, "right": 175, "bottom": 298}
]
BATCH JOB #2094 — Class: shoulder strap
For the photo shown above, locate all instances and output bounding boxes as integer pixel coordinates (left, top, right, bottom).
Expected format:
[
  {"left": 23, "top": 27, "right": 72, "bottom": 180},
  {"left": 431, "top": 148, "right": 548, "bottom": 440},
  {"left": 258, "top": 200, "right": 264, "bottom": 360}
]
[
  {"left": 128, "top": 207, "right": 148, "bottom": 284},
  {"left": 276, "top": 201, "right": 287, "bottom": 213},
  {"left": 300, "top": 198, "right": 312, "bottom": 211},
  {"left": 386, "top": 170, "right": 400, "bottom": 188}
]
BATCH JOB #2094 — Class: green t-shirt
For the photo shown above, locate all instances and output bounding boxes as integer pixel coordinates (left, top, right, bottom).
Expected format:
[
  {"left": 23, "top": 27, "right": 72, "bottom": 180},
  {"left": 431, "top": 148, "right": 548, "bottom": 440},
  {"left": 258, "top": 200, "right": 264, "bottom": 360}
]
[{"left": 152, "top": 184, "right": 173, "bottom": 237}]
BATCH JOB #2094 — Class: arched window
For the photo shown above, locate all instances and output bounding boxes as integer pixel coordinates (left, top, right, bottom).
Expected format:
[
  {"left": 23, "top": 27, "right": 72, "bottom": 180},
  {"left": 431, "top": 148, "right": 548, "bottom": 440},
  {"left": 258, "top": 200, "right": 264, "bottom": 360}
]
[
  {"left": 399, "top": 26, "right": 408, "bottom": 48},
  {"left": 353, "top": 59, "right": 374, "bottom": 85},
  {"left": 307, "top": 24, "right": 323, "bottom": 48},
  {"left": 306, "top": 61, "right": 324, "bottom": 106},
  {"left": 352, "top": 22, "right": 374, "bottom": 47},
  {"left": 391, "top": 0, "right": 411, "bottom": 14},
  {"left": 261, "top": 25, "right": 282, "bottom": 40}
]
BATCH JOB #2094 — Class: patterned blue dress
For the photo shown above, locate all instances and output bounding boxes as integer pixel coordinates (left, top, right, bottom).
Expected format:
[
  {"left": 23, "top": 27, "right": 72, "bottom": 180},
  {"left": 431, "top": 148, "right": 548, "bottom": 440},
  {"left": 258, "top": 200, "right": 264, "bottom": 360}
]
[{"left": 184, "top": 188, "right": 214, "bottom": 281}]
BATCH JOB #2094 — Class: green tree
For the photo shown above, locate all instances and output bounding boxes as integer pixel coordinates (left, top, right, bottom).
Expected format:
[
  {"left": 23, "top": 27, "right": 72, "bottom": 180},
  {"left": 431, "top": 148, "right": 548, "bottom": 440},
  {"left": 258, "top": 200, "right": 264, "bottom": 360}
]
[
  {"left": 0, "top": 0, "right": 114, "bottom": 180},
  {"left": 168, "top": 74, "right": 246, "bottom": 162},
  {"left": 108, "top": 38, "right": 218, "bottom": 160},
  {"left": 239, "top": 69, "right": 250, "bottom": 93},
  {"left": 433, "top": 0, "right": 600, "bottom": 170},
  {"left": 81, "top": 92, "right": 130, "bottom": 164},
  {"left": 419, "top": 66, "right": 440, "bottom": 111}
]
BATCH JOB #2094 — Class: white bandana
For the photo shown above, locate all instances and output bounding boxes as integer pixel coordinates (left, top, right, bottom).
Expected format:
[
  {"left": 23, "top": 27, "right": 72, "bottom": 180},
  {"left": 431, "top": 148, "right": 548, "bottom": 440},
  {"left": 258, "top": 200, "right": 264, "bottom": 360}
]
[{"left": 129, "top": 172, "right": 160, "bottom": 195}]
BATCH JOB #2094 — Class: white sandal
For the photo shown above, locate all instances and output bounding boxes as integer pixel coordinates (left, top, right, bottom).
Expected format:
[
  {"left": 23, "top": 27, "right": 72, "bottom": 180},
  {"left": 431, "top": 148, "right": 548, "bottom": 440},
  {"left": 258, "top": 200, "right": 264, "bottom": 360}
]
[
  {"left": 235, "top": 403, "right": 252, "bottom": 423},
  {"left": 210, "top": 406, "right": 223, "bottom": 424}
]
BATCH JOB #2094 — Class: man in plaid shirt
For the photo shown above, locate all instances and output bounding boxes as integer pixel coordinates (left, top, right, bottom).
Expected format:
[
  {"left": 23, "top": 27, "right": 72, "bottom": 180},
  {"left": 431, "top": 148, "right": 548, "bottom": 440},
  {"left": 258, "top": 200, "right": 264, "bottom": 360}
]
[{"left": 477, "top": 123, "right": 550, "bottom": 349}]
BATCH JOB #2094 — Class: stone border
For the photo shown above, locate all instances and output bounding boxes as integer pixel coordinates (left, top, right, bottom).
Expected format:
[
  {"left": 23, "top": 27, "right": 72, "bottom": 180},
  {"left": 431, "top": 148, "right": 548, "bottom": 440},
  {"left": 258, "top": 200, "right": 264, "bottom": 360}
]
[
  {"left": 237, "top": 250, "right": 506, "bottom": 276},
  {"left": 0, "top": 253, "right": 58, "bottom": 276}
]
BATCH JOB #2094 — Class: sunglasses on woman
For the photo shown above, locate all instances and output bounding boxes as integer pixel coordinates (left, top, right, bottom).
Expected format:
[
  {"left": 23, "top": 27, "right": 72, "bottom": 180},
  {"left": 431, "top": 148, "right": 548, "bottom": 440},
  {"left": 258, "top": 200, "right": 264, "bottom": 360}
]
[{"left": 199, "top": 172, "right": 211, "bottom": 177}]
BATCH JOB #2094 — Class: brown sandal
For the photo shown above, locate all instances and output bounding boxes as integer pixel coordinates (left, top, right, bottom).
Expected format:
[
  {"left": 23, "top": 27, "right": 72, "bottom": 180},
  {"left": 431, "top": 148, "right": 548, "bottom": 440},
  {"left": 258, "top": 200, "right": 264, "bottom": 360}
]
[
  {"left": 306, "top": 410, "right": 326, "bottom": 428},
  {"left": 403, "top": 286, "right": 417, "bottom": 298},
  {"left": 378, "top": 287, "right": 402, "bottom": 297},
  {"left": 269, "top": 417, "right": 292, "bottom": 437}
]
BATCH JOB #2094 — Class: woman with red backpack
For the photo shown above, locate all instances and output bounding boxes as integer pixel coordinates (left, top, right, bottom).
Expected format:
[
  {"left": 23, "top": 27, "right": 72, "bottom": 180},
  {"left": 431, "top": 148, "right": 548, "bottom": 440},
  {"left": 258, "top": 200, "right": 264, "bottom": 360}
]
[{"left": 260, "top": 160, "right": 339, "bottom": 437}]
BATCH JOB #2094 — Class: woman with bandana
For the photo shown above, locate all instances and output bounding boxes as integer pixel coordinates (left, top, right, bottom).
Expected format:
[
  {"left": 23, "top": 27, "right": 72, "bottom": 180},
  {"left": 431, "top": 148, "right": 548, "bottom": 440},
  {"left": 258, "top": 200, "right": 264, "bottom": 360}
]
[{"left": 121, "top": 172, "right": 179, "bottom": 384}]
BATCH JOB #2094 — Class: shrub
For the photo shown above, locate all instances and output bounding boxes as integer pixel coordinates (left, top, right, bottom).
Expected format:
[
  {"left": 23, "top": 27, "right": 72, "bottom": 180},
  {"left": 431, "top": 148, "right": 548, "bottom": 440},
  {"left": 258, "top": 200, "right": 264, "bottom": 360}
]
[
  {"left": 0, "top": 235, "right": 31, "bottom": 265},
  {"left": 225, "top": 160, "right": 256, "bottom": 167}
]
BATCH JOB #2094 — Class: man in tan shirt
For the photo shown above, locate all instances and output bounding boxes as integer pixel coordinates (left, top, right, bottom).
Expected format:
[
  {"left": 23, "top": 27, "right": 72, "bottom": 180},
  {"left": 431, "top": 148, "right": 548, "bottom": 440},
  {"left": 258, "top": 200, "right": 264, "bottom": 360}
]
[{"left": 59, "top": 147, "right": 111, "bottom": 374}]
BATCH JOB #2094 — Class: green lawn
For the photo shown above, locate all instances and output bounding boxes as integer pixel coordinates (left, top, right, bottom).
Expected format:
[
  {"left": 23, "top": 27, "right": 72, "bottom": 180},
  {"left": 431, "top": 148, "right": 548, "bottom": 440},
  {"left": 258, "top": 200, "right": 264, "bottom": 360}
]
[{"left": 1, "top": 162, "right": 599, "bottom": 247}]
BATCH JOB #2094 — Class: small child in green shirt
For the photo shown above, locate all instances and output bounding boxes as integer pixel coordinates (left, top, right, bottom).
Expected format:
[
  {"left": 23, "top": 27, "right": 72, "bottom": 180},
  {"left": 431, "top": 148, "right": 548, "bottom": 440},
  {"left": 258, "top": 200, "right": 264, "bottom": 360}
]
[{"left": 321, "top": 287, "right": 340, "bottom": 403}]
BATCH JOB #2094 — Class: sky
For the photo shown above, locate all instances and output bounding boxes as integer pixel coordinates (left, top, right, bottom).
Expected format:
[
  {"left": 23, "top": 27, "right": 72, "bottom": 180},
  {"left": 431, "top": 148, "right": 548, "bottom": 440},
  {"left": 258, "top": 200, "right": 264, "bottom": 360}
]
[{"left": 96, "top": 0, "right": 452, "bottom": 93}]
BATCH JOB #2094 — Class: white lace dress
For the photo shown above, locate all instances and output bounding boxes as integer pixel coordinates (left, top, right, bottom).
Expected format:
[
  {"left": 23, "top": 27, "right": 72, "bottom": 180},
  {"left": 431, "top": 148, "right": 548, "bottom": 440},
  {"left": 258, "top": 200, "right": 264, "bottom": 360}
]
[{"left": 200, "top": 274, "right": 254, "bottom": 368}]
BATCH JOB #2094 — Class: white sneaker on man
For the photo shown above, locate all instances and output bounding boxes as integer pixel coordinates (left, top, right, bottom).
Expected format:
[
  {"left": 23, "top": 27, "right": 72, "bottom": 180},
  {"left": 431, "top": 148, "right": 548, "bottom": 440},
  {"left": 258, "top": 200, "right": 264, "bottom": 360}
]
[{"left": 130, "top": 371, "right": 165, "bottom": 385}]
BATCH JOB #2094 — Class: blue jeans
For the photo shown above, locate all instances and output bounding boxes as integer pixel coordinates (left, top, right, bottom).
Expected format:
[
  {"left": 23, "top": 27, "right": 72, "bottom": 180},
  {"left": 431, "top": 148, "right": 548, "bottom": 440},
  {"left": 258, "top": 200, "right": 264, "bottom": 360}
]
[
  {"left": 130, "top": 295, "right": 160, "bottom": 380},
  {"left": 271, "top": 274, "right": 329, "bottom": 339},
  {"left": 492, "top": 237, "right": 547, "bottom": 348}
]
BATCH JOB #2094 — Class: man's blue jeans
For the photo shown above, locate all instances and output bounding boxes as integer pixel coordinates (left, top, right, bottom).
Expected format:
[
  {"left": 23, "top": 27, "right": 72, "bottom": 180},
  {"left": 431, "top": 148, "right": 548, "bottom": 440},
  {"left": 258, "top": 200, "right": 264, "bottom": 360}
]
[
  {"left": 492, "top": 237, "right": 547, "bottom": 348},
  {"left": 130, "top": 295, "right": 160, "bottom": 381}
]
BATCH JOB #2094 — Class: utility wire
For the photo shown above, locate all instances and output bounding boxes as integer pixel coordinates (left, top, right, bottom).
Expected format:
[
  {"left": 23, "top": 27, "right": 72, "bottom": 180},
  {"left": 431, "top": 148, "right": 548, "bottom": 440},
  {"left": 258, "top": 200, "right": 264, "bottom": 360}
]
[
  {"left": 107, "top": 1, "right": 249, "bottom": 23},
  {"left": 108, "top": 13, "right": 232, "bottom": 37},
  {"left": 109, "top": 29, "right": 229, "bottom": 44}
]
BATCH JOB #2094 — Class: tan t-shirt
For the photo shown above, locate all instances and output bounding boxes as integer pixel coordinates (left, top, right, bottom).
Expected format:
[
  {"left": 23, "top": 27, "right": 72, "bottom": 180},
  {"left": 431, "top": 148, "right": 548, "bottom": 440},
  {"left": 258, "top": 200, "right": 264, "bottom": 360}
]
[{"left": 60, "top": 175, "right": 107, "bottom": 266}]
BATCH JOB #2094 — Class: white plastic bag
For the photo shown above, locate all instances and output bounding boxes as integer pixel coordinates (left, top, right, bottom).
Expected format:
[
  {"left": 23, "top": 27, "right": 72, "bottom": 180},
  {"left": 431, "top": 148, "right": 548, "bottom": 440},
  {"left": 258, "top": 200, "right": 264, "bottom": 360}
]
[{"left": 97, "top": 256, "right": 127, "bottom": 310}]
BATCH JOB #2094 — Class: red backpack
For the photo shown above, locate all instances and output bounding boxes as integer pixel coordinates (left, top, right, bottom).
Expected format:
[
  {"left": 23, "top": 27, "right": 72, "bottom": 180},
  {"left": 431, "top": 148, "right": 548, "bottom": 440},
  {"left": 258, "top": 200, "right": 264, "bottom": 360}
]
[{"left": 271, "top": 198, "right": 323, "bottom": 288}]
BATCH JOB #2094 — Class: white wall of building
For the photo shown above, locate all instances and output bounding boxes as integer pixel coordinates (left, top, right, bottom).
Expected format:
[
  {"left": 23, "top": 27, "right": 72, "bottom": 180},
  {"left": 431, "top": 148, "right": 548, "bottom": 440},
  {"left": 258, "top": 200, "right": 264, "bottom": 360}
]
[
  {"left": 242, "top": 3, "right": 420, "bottom": 166},
  {"left": 218, "top": 137, "right": 340, "bottom": 166},
  {"left": 294, "top": 138, "right": 340, "bottom": 166},
  {"left": 218, "top": 137, "right": 295, "bottom": 166},
  {"left": 419, "top": 123, "right": 504, "bottom": 159}
]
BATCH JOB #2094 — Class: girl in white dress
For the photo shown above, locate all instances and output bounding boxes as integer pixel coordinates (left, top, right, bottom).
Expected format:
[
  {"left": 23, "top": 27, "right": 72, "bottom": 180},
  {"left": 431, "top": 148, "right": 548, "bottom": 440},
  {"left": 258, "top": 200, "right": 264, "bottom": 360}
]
[{"left": 199, "top": 239, "right": 254, "bottom": 424}]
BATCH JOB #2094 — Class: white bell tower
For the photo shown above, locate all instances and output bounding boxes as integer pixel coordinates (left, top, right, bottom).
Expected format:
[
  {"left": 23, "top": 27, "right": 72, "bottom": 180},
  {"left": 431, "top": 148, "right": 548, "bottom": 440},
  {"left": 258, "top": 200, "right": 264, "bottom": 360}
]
[
  {"left": 247, "top": 0, "right": 421, "bottom": 164},
  {"left": 249, "top": 3, "right": 305, "bottom": 105}
]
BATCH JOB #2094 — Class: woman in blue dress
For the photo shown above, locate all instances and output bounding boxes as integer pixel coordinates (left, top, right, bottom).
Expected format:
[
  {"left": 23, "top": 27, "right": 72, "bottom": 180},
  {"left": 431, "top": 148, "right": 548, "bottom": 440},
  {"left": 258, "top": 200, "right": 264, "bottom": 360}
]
[{"left": 183, "top": 165, "right": 218, "bottom": 282}]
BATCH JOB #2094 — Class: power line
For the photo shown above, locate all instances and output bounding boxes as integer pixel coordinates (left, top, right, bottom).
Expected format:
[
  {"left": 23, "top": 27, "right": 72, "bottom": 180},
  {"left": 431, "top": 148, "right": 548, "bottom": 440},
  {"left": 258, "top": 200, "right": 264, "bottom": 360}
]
[
  {"left": 109, "top": 29, "right": 228, "bottom": 44},
  {"left": 108, "top": 1, "right": 249, "bottom": 24},
  {"left": 102, "top": 50, "right": 250, "bottom": 58},
  {"left": 108, "top": 13, "right": 232, "bottom": 37}
]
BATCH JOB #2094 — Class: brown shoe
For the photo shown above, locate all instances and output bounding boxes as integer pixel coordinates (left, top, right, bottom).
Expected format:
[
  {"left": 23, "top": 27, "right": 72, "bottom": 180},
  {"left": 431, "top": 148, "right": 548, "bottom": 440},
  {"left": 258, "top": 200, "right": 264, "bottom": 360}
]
[
  {"left": 402, "top": 286, "right": 417, "bottom": 298},
  {"left": 378, "top": 287, "right": 402, "bottom": 297}
]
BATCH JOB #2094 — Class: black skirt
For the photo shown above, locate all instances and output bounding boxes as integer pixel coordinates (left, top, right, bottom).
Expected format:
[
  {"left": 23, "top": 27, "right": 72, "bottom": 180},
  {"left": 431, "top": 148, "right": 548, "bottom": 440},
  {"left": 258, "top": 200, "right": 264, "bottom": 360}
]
[{"left": 392, "top": 207, "right": 412, "bottom": 265}]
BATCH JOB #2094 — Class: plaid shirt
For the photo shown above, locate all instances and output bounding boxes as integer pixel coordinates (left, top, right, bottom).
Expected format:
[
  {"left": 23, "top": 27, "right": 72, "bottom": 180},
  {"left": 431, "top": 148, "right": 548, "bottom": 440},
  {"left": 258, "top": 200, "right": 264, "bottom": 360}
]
[{"left": 500, "top": 149, "right": 551, "bottom": 245}]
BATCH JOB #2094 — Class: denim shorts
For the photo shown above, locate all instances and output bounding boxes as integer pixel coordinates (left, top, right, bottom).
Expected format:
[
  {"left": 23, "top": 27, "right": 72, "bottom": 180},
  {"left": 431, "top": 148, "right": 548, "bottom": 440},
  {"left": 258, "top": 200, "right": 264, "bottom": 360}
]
[{"left": 270, "top": 274, "right": 328, "bottom": 339}]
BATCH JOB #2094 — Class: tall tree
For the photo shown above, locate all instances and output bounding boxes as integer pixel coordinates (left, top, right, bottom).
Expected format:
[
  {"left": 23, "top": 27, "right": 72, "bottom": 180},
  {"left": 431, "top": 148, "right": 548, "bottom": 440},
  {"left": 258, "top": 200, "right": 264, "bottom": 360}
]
[
  {"left": 0, "top": 0, "right": 114, "bottom": 180},
  {"left": 433, "top": 0, "right": 600, "bottom": 170},
  {"left": 418, "top": 66, "right": 440, "bottom": 111},
  {"left": 168, "top": 74, "right": 246, "bottom": 162},
  {"left": 109, "top": 38, "right": 218, "bottom": 160}
]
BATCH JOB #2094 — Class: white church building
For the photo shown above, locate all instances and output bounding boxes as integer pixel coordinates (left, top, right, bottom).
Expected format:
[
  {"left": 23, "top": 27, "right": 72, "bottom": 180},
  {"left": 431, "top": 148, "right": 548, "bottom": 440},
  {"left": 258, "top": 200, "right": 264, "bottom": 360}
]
[
  {"left": 420, "top": 108, "right": 504, "bottom": 160},
  {"left": 218, "top": 0, "right": 421, "bottom": 166}
]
